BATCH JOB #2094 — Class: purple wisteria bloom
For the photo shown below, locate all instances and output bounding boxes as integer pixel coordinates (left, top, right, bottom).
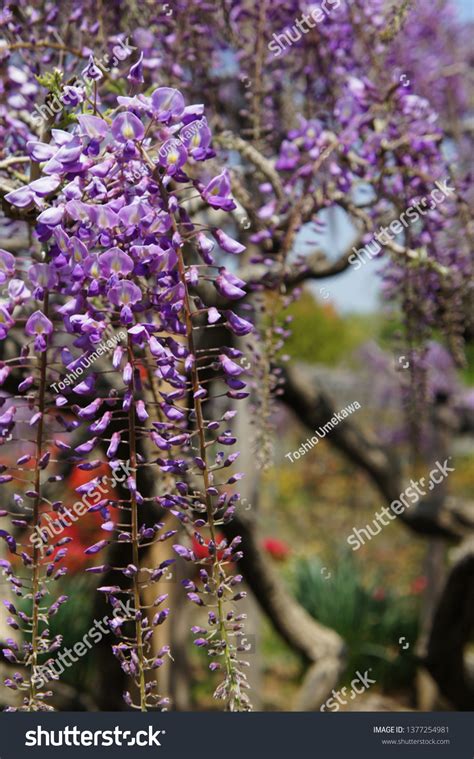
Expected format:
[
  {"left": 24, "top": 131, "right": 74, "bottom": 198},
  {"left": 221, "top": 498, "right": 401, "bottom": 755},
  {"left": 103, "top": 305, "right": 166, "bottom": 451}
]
[
  {"left": 219, "top": 354, "right": 244, "bottom": 377},
  {"left": 215, "top": 270, "right": 247, "bottom": 299},
  {"left": 25, "top": 311, "right": 53, "bottom": 352},
  {"left": 0, "top": 307, "right": 14, "bottom": 339},
  {"left": 4, "top": 186, "right": 34, "bottom": 208},
  {"left": 128, "top": 52, "right": 144, "bottom": 83},
  {"left": 179, "top": 118, "right": 213, "bottom": 160},
  {"left": 108, "top": 280, "right": 142, "bottom": 306},
  {"left": 0, "top": 250, "right": 15, "bottom": 283},
  {"left": 226, "top": 311, "right": 253, "bottom": 336},
  {"left": 202, "top": 170, "right": 236, "bottom": 211},
  {"left": 77, "top": 114, "right": 109, "bottom": 141},
  {"left": 98, "top": 248, "right": 135, "bottom": 277},
  {"left": 213, "top": 229, "right": 246, "bottom": 255},
  {"left": 29, "top": 264, "right": 58, "bottom": 293},
  {"left": 151, "top": 87, "right": 185, "bottom": 122},
  {"left": 82, "top": 54, "right": 103, "bottom": 81},
  {"left": 158, "top": 139, "right": 188, "bottom": 174},
  {"left": 111, "top": 112, "right": 145, "bottom": 143}
]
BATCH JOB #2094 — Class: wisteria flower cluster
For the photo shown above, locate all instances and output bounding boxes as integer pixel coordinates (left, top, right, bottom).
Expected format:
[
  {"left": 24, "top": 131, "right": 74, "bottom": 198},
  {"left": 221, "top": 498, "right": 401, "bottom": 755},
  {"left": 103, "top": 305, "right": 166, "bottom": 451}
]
[{"left": 0, "top": 71, "right": 253, "bottom": 711}]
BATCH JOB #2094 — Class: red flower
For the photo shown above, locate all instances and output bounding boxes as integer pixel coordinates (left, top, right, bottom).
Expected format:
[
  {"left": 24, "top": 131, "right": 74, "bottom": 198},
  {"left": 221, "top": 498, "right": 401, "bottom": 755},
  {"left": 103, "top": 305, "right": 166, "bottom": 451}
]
[
  {"left": 192, "top": 533, "right": 225, "bottom": 561},
  {"left": 410, "top": 576, "right": 428, "bottom": 595},
  {"left": 262, "top": 537, "right": 290, "bottom": 561},
  {"left": 58, "top": 462, "right": 119, "bottom": 573},
  {"left": 372, "top": 586, "right": 386, "bottom": 602}
]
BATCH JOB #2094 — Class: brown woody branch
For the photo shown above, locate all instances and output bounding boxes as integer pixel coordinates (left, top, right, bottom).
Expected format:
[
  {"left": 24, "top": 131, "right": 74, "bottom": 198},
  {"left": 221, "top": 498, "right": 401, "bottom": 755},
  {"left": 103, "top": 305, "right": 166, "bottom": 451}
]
[{"left": 281, "top": 362, "right": 474, "bottom": 540}]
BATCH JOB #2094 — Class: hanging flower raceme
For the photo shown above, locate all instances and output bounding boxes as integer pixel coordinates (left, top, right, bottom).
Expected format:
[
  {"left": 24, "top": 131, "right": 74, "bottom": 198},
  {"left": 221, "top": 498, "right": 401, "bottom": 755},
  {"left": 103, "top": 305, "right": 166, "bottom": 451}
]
[
  {"left": 3, "top": 85, "right": 253, "bottom": 711},
  {"left": 0, "top": 232, "right": 79, "bottom": 711}
]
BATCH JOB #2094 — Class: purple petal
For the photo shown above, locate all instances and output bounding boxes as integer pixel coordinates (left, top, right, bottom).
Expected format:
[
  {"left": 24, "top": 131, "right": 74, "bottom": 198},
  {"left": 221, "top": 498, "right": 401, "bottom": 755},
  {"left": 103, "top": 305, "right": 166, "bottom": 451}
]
[
  {"left": 213, "top": 229, "right": 245, "bottom": 255},
  {"left": 5, "top": 187, "right": 34, "bottom": 208},
  {"left": 111, "top": 112, "right": 145, "bottom": 143},
  {"left": 85, "top": 540, "right": 109, "bottom": 555},
  {"left": 151, "top": 87, "right": 185, "bottom": 122}
]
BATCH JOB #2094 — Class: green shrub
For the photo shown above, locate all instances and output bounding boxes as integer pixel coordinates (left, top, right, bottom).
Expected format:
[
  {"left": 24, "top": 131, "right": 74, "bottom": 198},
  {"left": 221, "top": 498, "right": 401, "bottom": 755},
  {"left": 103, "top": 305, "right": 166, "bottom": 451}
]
[{"left": 292, "top": 552, "right": 419, "bottom": 691}]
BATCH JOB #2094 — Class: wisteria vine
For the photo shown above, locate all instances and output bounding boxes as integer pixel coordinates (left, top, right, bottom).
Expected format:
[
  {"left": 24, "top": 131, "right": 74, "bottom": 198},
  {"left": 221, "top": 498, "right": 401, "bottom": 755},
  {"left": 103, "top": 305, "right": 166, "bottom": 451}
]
[
  {"left": 0, "top": 0, "right": 471, "bottom": 713},
  {"left": 0, "top": 74, "right": 253, "bottom": 710}
]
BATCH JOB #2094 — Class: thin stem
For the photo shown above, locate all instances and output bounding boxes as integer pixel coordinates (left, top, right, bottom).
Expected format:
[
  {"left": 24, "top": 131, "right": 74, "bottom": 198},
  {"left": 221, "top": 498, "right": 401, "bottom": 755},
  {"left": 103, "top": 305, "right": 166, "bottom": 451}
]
[
  {"left": 127, "top": 335, "right": 147, "bottom": 712},
  {"left": 175, "top": 246, "right": 240, "bottom": 707},
  {"left": 29, "top": 291, "right": 49, "bottom": 709}
]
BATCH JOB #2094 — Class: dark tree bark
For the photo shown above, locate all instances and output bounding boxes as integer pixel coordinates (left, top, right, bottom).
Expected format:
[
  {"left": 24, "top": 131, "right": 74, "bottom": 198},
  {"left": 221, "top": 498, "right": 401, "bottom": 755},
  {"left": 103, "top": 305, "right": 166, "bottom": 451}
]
[{"left": 425, "top": 543, "right": 474, "bottom": 709}]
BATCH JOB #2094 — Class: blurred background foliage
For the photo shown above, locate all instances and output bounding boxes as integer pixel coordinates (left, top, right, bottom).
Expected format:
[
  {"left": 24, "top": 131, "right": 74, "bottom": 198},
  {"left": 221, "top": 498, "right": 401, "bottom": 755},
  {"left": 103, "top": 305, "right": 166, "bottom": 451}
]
[{"left": 285, "top": 291, "right": 375, "bottom": 366}]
